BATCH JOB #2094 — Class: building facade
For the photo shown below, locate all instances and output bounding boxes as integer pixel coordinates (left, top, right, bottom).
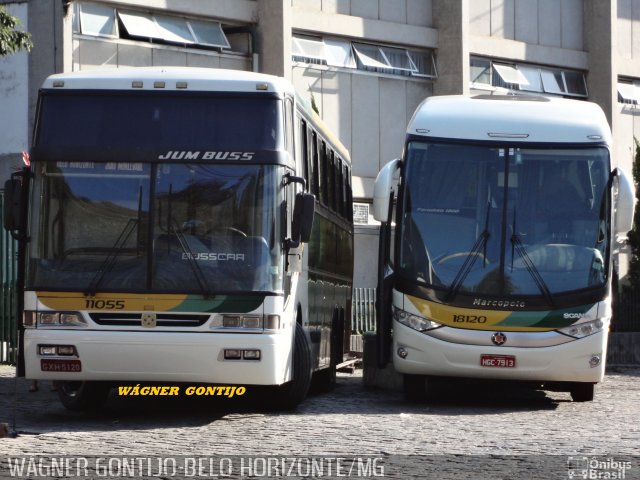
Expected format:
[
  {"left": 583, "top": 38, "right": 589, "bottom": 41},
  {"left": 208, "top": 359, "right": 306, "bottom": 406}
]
[{"left": 1, "top": 0, "right": 639, "bottom": 287}]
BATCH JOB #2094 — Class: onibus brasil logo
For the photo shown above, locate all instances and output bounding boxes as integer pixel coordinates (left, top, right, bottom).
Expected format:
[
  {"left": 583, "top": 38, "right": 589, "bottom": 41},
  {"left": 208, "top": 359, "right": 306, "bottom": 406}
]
[{"left": 567, "top": 456, "right": 633, "bottom": 479}]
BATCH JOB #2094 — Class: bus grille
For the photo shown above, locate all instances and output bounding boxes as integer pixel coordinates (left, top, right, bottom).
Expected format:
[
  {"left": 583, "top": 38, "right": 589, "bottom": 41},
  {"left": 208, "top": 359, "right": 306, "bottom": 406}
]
[{"left": 88, "top": 313, "right": 210, "bottom": 327}]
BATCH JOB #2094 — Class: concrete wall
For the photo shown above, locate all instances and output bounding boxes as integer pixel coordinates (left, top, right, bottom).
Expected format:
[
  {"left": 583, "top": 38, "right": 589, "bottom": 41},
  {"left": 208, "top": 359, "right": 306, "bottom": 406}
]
[
  {"left": 616, "top": 0, "right": 640, "bottom": 177},
  {"left": 618, "top": 0, "right": 640, "bottom": 78},
  {"left": 291, "top": 0, "right": 433, "bottom": 27},
  {"left": 72, "top": 38, "right": 251, "bottom": 71},
  {"left": 469, "top": 0, "right": 583, "bottom": 50},
  {"left": 468, "top": 0, "right": 587, "bottom": 72}
]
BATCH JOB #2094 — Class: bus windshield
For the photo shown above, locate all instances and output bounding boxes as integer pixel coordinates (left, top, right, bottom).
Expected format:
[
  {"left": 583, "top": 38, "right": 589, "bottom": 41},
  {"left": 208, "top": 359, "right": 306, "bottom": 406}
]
[
  {"left": 28, "top": 162, "right": 283, "bottom": 294},
  {"left": 398, "top": 142, "right": 610, "bottom": 298}
]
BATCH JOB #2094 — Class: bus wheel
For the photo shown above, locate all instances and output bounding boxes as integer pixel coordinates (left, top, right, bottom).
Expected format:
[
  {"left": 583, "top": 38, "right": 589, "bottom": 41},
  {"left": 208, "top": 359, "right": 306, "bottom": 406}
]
[
  {"left": 403, "top": 374, "right": 426, "bottom": 402},
  {"left": 56, "top": 381, "right": 111, "bottom": 412},
  {"left": 569, "top": 383, "right": 595, "bottom": 402},
  {"left": 272, "top": 322, "right": 312, "bottom": 410}
]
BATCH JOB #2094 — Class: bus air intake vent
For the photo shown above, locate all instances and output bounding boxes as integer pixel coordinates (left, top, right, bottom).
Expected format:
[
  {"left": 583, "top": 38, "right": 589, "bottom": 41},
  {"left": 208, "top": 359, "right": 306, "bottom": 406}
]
[{"left": 89, "top": 313, "right": 209, "bottom": 327}]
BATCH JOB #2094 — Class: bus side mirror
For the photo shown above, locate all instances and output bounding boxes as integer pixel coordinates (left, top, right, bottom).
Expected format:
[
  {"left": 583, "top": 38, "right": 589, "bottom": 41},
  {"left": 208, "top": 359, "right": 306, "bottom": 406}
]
[
  {"left": 290, "top": 192, "right": 315, "bottom": 246},
  {"left": 373, "top": 159, "right": 401, "bottom": 222},
  {"left": 3, "top": 173, "right": 25, "bottom": 233},
  {"left": 614, "top": 168, "right": 635, "bottom": 236}
]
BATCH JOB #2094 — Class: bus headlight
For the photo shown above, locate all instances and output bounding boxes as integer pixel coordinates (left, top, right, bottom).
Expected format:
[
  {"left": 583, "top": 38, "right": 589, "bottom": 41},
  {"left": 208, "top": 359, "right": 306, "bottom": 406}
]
[
  {"left": 211, "top": 314, "right": 282, "bottom": 331},
  {"left": 25, "top": 311, "right": 87, "bottom": 328},
  {"left": 393, "top": 307, "right": 442, "bottom": 332},
  {"left": 558, "top": 319, "right": 604, "bottom": 339}
]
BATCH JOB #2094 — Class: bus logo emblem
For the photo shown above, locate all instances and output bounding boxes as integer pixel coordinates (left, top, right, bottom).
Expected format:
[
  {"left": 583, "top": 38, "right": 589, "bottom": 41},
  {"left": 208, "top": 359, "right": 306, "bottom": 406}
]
[
  {"left": 141, "top": 313, "right": 157, "bottom": 328},
  {"left": 491, "top": 332, "right": 507, "bottom": 346}
]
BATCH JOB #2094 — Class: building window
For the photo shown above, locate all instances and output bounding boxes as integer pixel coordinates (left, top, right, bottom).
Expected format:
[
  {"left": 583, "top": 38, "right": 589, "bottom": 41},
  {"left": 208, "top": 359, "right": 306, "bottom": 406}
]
[
  {"left": 618, "top": 81, "right": 640, "bottom": 105},
  {"left": 470, "top": 57, "right": 588, "bottom": 98},
  {"left": 292, "top": 35, "right": 436, "bottom": 79},
  {"left": 492, "top": 64, "right": 529, "bottom": 87},
  {"left": 74, "top": 2, "right": 230, "bottom": 50},
  {"left": 77, "top": 2, "right": 118, "bottom": 38}
]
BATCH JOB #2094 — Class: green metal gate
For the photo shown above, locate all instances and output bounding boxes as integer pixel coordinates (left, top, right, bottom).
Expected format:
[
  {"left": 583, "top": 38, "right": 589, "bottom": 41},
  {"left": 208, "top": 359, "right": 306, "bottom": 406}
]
[{"left": 0, "top": 193, "right": 18, "bottom": 364}]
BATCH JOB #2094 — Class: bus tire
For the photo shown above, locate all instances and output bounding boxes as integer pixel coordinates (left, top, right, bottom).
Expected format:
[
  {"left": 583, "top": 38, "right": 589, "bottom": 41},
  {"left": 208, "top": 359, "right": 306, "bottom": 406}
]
[
  {"left": 403, "top": 374, "right": 426, "bottom": 402},
  {"left": 272, "top": 322, "right": 312, "bottom": 410},
  {"left": 55, "top": 381, "right": 111, "bottom": 412},
  {"left": 569, "top": 382, "right": 595, "bottom": 402}
]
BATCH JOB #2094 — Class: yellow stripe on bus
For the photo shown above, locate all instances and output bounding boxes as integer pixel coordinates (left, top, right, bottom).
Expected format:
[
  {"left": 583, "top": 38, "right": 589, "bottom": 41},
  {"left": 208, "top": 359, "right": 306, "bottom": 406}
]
[
  {"left": 36, "top": 292, "right": 187, "bottom": 312},
  {"left": 405, "top": 295, "right": 552, "bottom": 332}
]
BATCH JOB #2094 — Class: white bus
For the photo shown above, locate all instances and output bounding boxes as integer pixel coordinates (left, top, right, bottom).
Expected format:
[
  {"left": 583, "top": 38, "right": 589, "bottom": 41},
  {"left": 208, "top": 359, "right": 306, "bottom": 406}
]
[
  {"left": 4, "top": 67, "right": 353, "bottom": 410},
  {"left": 373, "top": 95, "right": 635, "bottom": 402}
]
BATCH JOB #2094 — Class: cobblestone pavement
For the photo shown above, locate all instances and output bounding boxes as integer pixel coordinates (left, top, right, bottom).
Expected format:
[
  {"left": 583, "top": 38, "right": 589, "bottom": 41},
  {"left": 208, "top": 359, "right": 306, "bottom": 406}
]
[{"left": 0, "top": 365, "right": 639, "bottom": 478}]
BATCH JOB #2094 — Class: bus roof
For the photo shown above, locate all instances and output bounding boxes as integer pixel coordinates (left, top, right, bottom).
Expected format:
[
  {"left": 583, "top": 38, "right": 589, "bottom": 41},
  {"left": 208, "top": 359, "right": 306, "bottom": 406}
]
[
  {"left": 41, "top": 67, "right": 296, "bottom": 96},
  {"left": 408, "top": 95, "right": 612, "bottom": 145}
]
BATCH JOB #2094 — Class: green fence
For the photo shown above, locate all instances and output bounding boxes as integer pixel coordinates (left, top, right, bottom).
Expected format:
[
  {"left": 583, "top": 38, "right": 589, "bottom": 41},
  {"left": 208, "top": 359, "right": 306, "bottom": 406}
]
[{"left": 0, "top": 193, "right": 18, "bottom": 364}]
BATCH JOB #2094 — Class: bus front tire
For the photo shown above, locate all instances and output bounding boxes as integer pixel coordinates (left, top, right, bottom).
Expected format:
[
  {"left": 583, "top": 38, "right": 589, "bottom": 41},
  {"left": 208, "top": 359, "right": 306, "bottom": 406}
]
[
  {"left": 55, "top": 381, "right": 112, "bottom": 412},
  {"left": 569, "top": 382, "right": 595, "bottom": 402},
  {"left": 271, "top": 322, "right": 313, "bottom": 410}
]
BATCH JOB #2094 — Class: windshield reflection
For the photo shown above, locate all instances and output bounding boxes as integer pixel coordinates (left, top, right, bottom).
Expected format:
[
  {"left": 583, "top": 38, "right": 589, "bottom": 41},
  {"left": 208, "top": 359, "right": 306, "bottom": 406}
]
[{"left": 398, "top": 142, "right": 610, "bottom": 297}]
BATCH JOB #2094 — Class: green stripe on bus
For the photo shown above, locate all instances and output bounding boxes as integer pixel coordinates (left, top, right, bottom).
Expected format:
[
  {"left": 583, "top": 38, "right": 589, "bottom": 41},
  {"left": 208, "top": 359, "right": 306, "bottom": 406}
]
[
  {"left": 496, "top": 304, "right": 596, "bottom": 329},
  {"left": 170, "top": 295, "right": 266, "bottom": 313}
]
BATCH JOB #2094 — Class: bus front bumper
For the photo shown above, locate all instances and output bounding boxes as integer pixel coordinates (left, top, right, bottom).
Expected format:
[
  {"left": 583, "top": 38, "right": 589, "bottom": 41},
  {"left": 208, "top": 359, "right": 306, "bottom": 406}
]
[
  {"left": 392, "top": 323, "right": 607, "bottom": 384},
  {"left": 24, "top": 329, "right": 293, "bottom": 385}
]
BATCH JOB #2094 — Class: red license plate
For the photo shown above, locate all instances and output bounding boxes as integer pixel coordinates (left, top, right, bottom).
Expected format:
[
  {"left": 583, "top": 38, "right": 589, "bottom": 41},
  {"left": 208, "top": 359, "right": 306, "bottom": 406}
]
[
  {"left": 41, "top": 359, "right": 82, "bottom": 372},
  {"left": 480, "top": 355, "right": 516, "bottom": 368}
]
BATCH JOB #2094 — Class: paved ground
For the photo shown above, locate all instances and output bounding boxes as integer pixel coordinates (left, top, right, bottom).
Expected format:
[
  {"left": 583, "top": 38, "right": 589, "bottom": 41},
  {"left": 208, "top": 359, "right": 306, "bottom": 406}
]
[{"left": 0, "top": 365, "right": 639, "bottom": 478}]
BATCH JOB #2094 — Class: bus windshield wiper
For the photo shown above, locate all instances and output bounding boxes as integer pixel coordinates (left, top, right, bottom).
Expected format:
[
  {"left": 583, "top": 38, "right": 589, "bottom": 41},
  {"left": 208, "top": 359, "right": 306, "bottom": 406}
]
[
  {"left": 168, "top": 219, "right": 213, "bottom": 298},
  {"left": 444, "top": 201, "right": 491, "bottom": 302},
  {"left": 510, "top": 210, "right": 554, "bottom": 308},
  {"left": 160, "top": 183, "right": 212, "bottom": 298},
  {"left": 87, "top": 218, "right": 138, "bottom": 296}
]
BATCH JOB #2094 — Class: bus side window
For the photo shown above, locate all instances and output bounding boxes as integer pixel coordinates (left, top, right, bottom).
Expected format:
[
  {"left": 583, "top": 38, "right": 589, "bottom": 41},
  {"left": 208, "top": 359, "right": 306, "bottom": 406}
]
[
  {"left": 345, "top": 166, "right": 353, "bottom": 221},
  {"left": 327, "top": 148, "right": 336, "bottom": 211},
  {"left": 285, "top": 97, "right": 294, "bottom": 157},
  {"left": 336, "top": 158, "right": 345, "bottom": 218},
  {"left": 310, "top": 129, "right": 319, "bottom": 198},
  {"left": 300, "top": 119, "right": 309, "bottom": 186},
  {"left": 318, "top": 139, "right": 327, "bottom": 205}
]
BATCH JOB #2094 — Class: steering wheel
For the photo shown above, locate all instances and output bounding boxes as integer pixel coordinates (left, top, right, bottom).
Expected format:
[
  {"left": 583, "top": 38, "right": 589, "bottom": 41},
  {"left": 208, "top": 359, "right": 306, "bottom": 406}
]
[
  {"left": 207, "top": 226, "right": 248, "bottom": 237},
  {"left": 436, "top": 251, "right": 488, "bottom": 265}
]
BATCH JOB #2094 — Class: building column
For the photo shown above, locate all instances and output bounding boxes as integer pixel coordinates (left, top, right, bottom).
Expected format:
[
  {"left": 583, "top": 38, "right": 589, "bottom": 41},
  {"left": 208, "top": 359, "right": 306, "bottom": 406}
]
[
  {"left": 584, "top": 0, "right": 617, "bottom": 137},
  {"left": 432, "top": 0, "right": 469, "bottom": 96},
  {"left": 256, "top": 0, "right": 292, "bottom": 79},
  {"left": 27, "top": 0, "right": 67, "bottom": 145}
]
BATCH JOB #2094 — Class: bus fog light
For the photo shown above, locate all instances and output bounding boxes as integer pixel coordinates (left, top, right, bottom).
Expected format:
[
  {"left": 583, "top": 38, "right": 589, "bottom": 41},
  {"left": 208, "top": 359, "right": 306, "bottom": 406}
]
[
  {"left": 39, "top": 346, "right": 57, "bottom": 356},
  {"left": 243, "top": 350, "right": 261, "bottom": 360},
  {"left": 224, "top": 349, "right": 242, "bottom": 360},
  {"left": 56, "top": 345, "right": 77, "bottom": 356},
  {"left": 589, "top": 354, "right": 601, "bottom": 368},
  {"left": 397, "top": 347, "right": 409, "bottom": 359}
]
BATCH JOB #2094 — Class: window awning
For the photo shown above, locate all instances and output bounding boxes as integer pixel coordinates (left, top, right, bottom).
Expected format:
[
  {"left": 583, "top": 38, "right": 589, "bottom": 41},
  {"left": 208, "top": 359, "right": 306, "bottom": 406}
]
[
  {"left": 493, "top": 64, "right": 530, "bottom": 86},
  {"left": 618, "top": 83, "right": 640, "bottom": 104}
]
